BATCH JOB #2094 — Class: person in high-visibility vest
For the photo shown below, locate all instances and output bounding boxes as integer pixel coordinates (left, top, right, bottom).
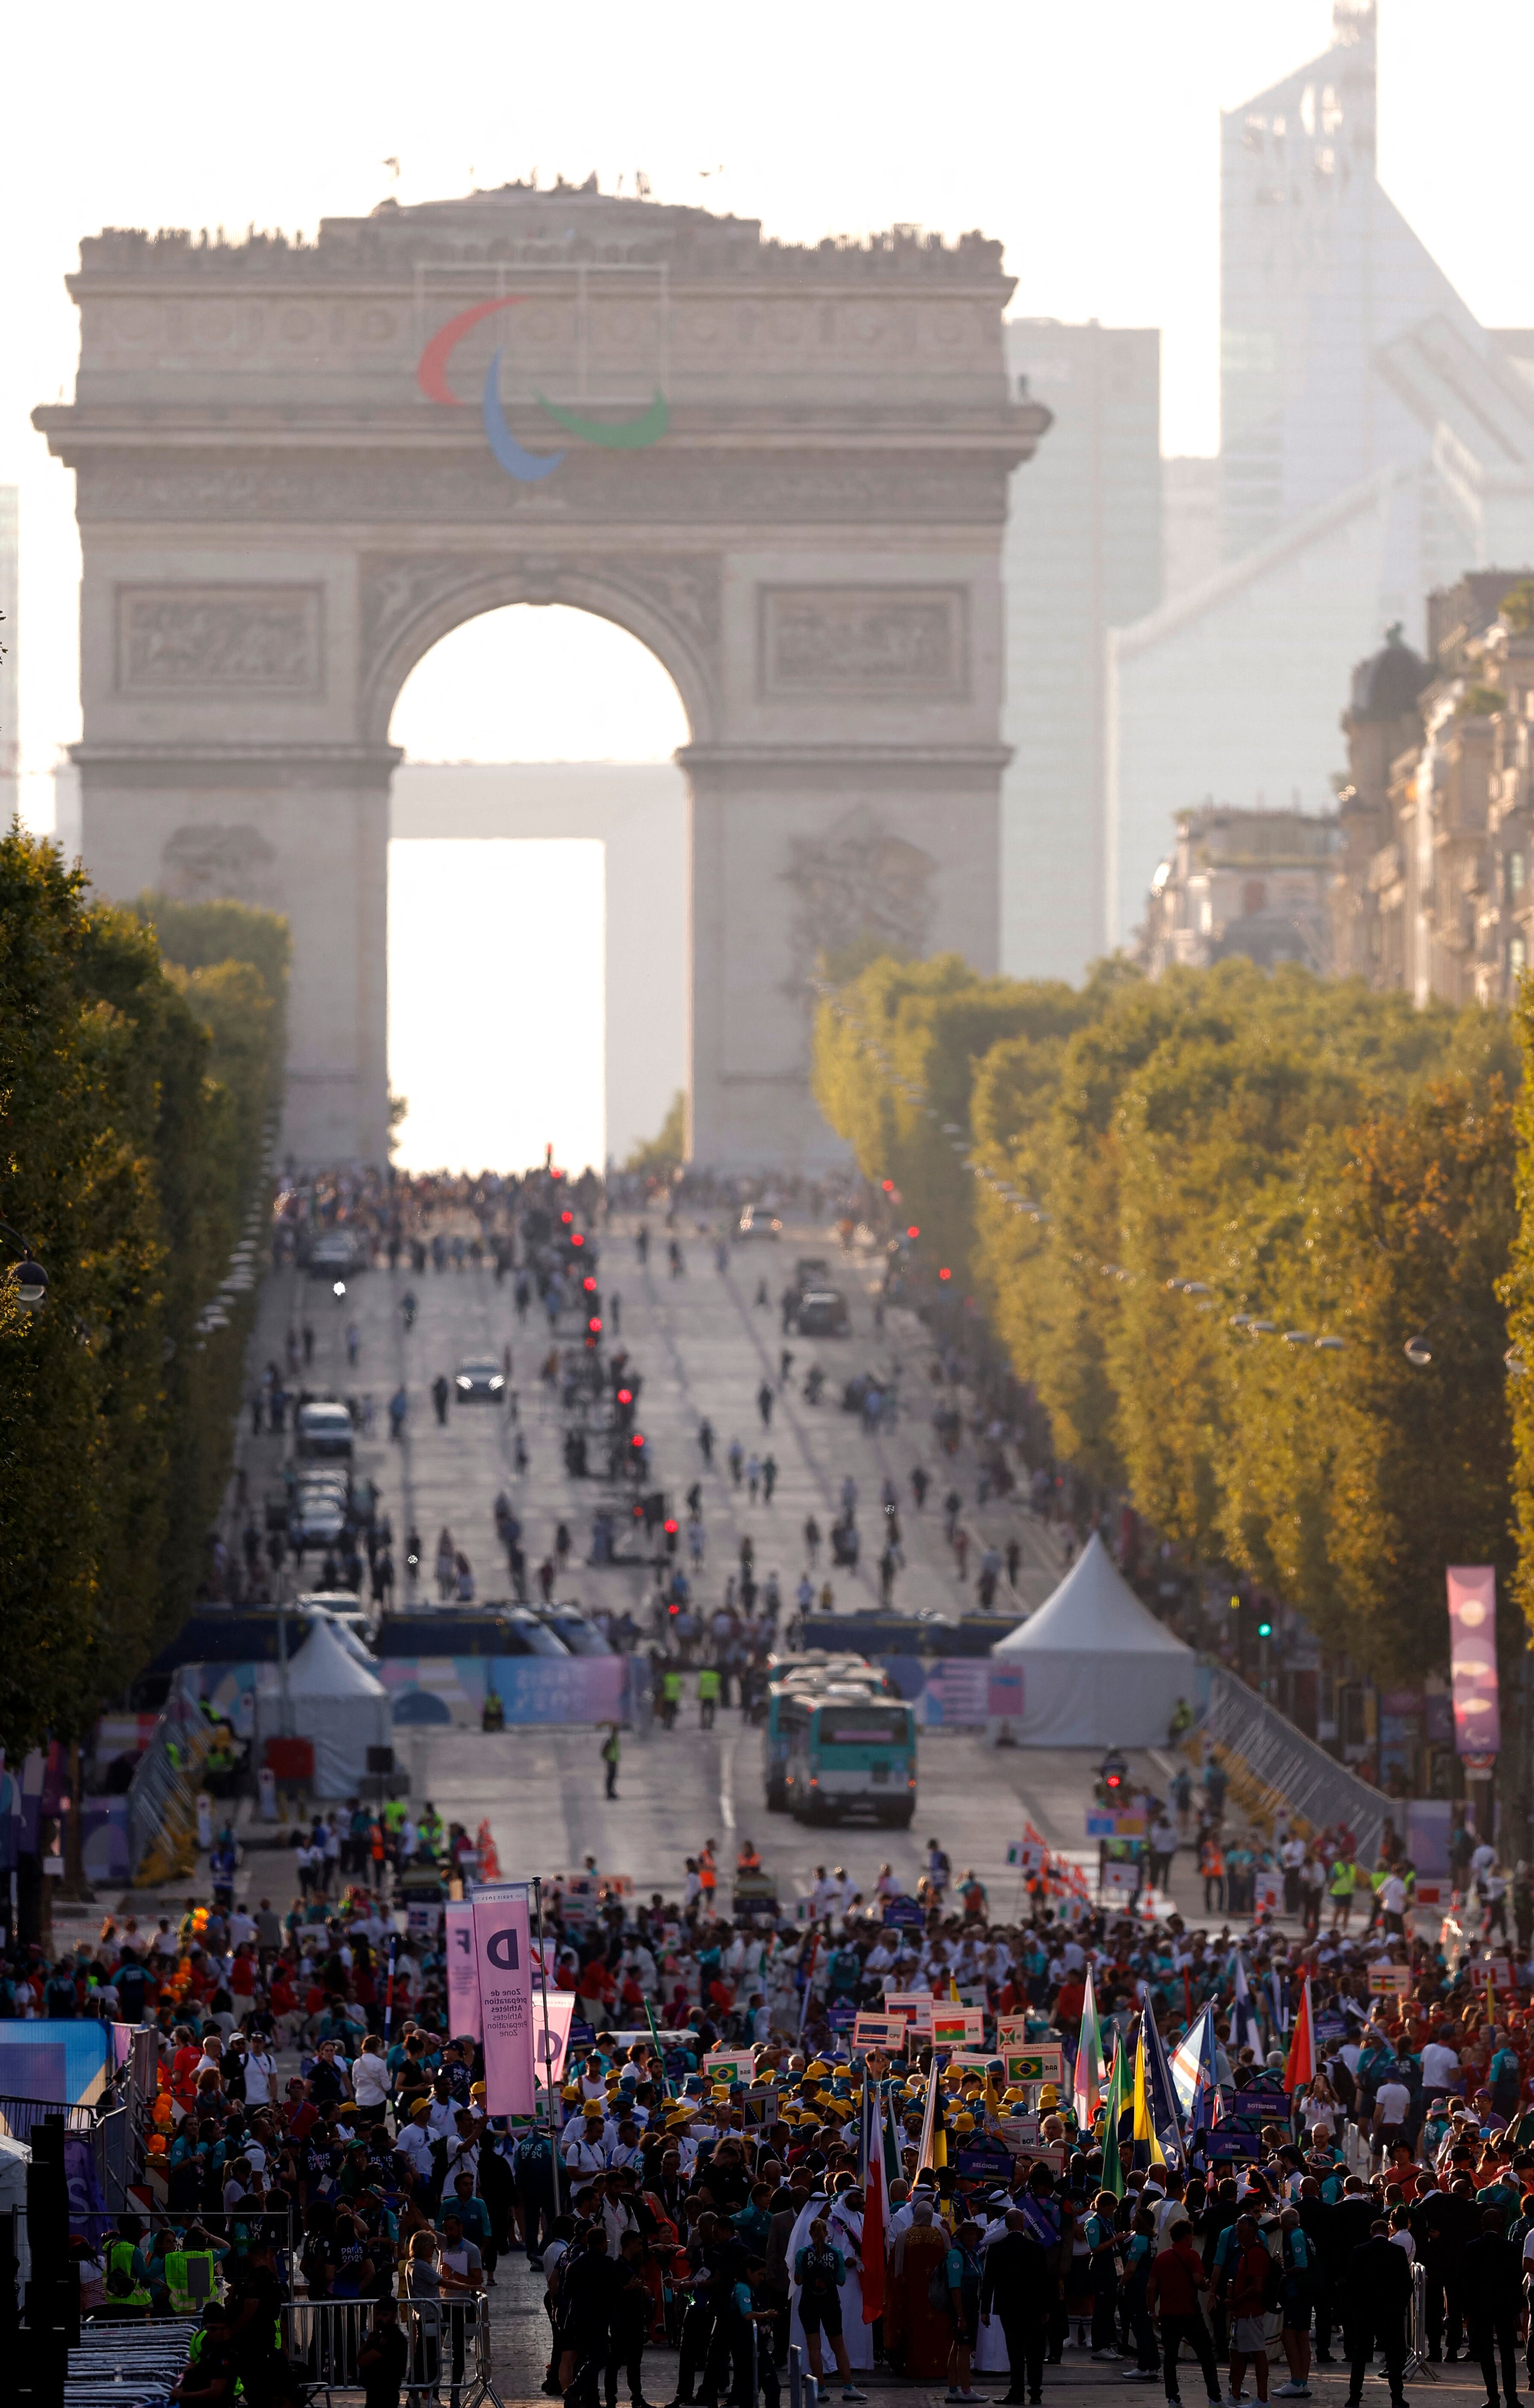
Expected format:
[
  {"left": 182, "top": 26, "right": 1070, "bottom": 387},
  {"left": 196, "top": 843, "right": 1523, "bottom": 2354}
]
[
  {"left": 661, "top": 1667, "right": 683, "bottom": 1732},
  {"left": 697, "top": 1666, "right": 721, "bottom": 1731},
  {"left": 1329, "top": 1854, "right": 1358, "bottom": 1929},
  {"left": 103, "top": 2225, "right": 154, "bottom": 2315},
  {"left": 698, "top": 1841, "right": 718, "bottom": 1903},
  {"left": 165, "top": 2241, "right": 219, "bottom": 2317}
]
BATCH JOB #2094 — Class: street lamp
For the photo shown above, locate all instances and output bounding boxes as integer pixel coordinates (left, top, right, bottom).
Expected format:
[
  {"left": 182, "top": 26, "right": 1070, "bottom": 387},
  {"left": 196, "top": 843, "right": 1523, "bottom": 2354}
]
[{"left": 0, "top": 1221, "right": 48, "bottom": 1309}]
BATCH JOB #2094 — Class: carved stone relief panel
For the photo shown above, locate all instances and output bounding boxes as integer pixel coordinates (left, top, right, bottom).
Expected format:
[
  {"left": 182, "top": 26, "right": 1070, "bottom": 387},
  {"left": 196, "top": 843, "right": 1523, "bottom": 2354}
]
[
  {"left": 159, "top": 821, "right": 281, "bottom": 908},
  {"left": 781, "top": 804, "right": 936, "bottom": 994},
  {"left": 758, "top": 585, "right": 968, "bottom": 700},
  {"left": 117, "top": 585, "right": 323, "bottom": 693}
]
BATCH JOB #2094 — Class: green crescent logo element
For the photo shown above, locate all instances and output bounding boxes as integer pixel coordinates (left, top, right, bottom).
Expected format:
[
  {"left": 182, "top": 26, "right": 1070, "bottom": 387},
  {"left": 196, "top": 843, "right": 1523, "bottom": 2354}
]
[{"left": 534, "top": 390, "right": 671, "bottom": 449}]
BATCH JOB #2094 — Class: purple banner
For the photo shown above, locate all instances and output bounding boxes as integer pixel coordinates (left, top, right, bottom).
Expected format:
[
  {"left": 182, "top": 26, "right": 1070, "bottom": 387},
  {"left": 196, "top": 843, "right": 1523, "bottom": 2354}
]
[{"left": 1447, "top": 1566, "right": 1500, "bottom": 1759}]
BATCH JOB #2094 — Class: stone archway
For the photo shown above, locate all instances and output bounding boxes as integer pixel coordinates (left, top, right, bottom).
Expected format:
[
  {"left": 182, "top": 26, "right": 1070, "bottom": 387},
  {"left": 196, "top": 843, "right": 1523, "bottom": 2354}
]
[{"left": 38, "top": 187, "right": 1049, "bottom": 1166}]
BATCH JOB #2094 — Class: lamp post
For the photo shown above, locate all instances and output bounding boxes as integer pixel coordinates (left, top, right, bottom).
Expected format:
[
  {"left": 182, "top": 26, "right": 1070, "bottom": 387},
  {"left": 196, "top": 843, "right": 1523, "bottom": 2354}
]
[{"left": 0, "top": 1221, "right": 48, "bottom": 1309}]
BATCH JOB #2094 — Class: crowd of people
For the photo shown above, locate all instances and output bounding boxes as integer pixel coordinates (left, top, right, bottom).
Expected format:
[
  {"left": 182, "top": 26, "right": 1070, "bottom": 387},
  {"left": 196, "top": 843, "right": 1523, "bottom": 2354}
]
[{"left": 27, "top": 1796, "right": 1534, "bottom": 2408}]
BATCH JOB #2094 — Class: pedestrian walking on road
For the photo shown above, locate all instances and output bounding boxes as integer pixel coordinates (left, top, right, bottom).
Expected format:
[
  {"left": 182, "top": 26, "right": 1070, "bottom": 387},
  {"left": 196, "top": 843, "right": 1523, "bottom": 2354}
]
[
  {"left": 804, "top": 1514, "right": 821, "bottom": 1566},
  {"left": 698, "top": 1418, "right": 715, "bottom": 1467},
  {"left": 762, "top": 1454, "right": 777, "bottom": 1505},
  {"left": 600, "top": 1725, "right": 621, "bottom": 1800},
  {"left": 302, "top": 1322, "right": 315, "bottom": 1365},
  {"left": 389, "top": 1384, "right": 409, "bottom": 1441},
  {"left": 346, "top": 1321, "right": 361, "bottom": 1367},
  {"left": 746, "top": 1452, "right": 761, "bottom": 1502},
  {"left": 431, "top": 1372, "right": 450, "bottom": 1425},
  {"left": 610, "top": 1293, "right": 621, "bottom": 1334},
  {"left": 757, "top": 1381, "right": 774, "bottom": 1429},
  {"left": 435, "top": 1529, "right": 455, "bottom": 1602},
  {"left": 1005, "top": 1535, "right": 1021, "bottom": 1589},
  {"left": 911, "top": 1464, "right": 929, "bottom": 1511},
  {"left": 728, "top": 1437, "right": 745, "bottom": 1486}
]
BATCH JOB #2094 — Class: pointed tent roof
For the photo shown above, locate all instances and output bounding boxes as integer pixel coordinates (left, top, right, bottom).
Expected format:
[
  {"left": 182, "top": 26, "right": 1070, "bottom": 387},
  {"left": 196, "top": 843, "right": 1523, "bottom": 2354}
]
[
  {"left": 992, "top": 1532, "right": 1193, "bottom": 1659},
  {"left": 282, "top": 1613, "right": 388, "bottom": 1699}
]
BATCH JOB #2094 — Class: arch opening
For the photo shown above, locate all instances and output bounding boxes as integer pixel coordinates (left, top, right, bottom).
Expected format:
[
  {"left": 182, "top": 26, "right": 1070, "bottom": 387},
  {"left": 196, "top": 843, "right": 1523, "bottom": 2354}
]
[{"left": 385, "top": 604, "right": 691, "bottom": 1174}]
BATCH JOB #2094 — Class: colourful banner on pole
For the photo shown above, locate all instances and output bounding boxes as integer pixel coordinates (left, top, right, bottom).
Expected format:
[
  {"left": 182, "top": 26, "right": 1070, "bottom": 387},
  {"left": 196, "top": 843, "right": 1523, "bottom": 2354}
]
[
  {"left": 1447, "top": 1566, "right": 1501, "bottom": 1758},
  {"left": 445, "top": 1901, "right": 481, "bottom": 2042},
  {"left": 473, "top": 1887, "right": 535, "bottom": 2115},
  {"left": 533, "top": 1989, "right": 576, "bottom": 2090}
]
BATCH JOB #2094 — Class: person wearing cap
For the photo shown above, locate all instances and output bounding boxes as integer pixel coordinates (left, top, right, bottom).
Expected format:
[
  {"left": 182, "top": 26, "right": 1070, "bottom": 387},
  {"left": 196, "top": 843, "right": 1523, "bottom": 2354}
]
[{"left": 567, "top": 2110, "right": 613, "bottom": 2178}]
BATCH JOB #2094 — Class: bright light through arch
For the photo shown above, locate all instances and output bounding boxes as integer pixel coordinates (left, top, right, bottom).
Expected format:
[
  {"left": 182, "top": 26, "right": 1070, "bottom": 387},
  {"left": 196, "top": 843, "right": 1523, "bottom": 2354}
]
[
  {"left": 386, "top": 604, "right": 689, "bottom": 1177},
  {"left": 389, "top": 603, "right": 690, "bottom": 762}
]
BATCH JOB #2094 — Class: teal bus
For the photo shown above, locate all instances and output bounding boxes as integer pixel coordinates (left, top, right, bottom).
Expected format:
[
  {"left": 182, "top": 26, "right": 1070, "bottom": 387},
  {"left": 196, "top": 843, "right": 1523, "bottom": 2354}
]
[
  {"left": 762, "top": 1656, "right": 890, "bottom": 1811},
  {"left": 783, "top": 1685, "right": 917, "bottom": 1826}
]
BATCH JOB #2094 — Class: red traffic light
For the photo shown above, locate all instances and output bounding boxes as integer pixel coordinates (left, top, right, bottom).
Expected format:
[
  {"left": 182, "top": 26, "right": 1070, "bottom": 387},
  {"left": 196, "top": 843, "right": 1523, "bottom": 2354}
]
[
  {"left": 939, "top": 1267, "right": 952, "bottom": 1281},
  {"left": 588, "top": 1316, "right": 603, "bottom": 1333},
  {"left": 630, "top": 1431, "right": 645, "bottom": 1449},
  {"left": 882, "top": 1180, "right": 894, "bottom": 1193},
  {"left": 663, "top": 1519, "right": 678, "bottom": 1535},
  {"left": 907, "top": 1225, "right": 920, "bottom": 1239},
  {"left": 583, "top": 1275, "right": 597, "bottom": 1293},
  {"left": 617, "top": 1388, "right": 633, "bottom": 1405},
  {"left": 1105, "top": 1771, "right": 1122, "bottom": 1789},
  {"left": 571, "top": 1232, "right": 585, "bottom": 1247},
  {"left": 561, "top": 1210, "right": 573, "bottom": 1225}
]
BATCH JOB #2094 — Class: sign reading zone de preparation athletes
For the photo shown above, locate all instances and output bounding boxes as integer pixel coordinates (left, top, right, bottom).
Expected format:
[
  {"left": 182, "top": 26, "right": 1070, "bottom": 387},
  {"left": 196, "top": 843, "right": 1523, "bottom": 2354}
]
[{"left": 473, "top": 1889, "right": 535, "bottom": 2115}]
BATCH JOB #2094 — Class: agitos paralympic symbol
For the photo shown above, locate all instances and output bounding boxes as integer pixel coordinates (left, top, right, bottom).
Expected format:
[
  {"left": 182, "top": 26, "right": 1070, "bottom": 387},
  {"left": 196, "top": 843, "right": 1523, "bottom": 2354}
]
[{"left": 417, "top": 296, "right": 668, "bottom": 484}]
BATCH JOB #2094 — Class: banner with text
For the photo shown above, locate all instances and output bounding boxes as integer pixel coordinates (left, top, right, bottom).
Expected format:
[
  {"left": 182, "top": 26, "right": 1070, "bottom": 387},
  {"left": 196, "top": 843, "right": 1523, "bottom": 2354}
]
[
  {"left": 445, "top": 1901, "right": 481, "bottom": 2042},
  {"left": 473, "top": 1887, "right": 535, "bottom": 2115}
]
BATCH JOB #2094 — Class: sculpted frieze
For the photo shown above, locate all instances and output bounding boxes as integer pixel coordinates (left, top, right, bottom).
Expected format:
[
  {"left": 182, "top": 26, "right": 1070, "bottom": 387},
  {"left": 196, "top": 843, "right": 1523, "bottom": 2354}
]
[
  {"left": 117, "top": 584, "right": 323, "bottom": 691},
  {"left": 75, "top": 452, "right": 1009, "bottom": 527}
]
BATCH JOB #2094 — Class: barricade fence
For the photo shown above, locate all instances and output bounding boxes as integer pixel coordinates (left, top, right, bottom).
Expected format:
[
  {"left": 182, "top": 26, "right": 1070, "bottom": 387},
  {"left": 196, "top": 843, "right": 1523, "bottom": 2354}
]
[
  {"left": 1200, "top": 1667, "right": 1386, "bottom": 1857},
  {"left": 281, "top": 2293, "right": 500, "bottom": 2407}
]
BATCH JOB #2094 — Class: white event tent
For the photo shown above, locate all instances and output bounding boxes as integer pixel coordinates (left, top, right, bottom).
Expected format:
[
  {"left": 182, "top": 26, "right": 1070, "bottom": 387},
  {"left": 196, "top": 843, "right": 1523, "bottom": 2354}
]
[
  {"left": 990, "top": 1532, "right": 1195, "bottom": 1746},
  {"left": 254, "top": 1615, "right": 393, "bottom": 1799}
]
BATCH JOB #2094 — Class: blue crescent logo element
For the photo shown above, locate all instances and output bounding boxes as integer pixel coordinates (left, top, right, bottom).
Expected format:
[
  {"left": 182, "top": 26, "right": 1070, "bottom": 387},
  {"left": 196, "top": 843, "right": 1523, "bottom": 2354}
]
[{"left": 482, "top": 350, "right": 565, "bottom": 484}]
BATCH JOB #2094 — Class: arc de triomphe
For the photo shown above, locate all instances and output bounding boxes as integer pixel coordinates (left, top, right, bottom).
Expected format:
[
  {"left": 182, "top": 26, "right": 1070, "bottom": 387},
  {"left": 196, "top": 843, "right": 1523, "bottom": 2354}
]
[{"left": 37, "top": 187, "right": 1047, "bottom": 1167}]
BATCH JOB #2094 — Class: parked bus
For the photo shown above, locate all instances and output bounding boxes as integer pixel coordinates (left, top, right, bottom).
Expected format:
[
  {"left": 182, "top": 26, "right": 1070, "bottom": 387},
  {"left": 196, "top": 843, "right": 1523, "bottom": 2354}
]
[{"left": 783, "top": 1685, "right": 917, "bottom": 1826}]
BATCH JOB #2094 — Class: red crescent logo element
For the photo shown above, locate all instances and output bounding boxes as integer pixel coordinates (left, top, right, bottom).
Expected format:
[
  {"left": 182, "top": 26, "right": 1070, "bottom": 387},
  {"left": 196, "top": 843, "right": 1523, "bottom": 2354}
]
[{"left": 416, "top": 296, "right": 528, "bottom": 406}]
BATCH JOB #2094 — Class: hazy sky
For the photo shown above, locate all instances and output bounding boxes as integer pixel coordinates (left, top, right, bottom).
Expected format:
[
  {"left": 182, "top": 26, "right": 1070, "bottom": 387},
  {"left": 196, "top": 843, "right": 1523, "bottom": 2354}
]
[
  {"left": 389, "top": 839, "right": 606, "bottom": 1171},
  {"left": 7, "top": 0, "right": 1534, "bottom": 785}
]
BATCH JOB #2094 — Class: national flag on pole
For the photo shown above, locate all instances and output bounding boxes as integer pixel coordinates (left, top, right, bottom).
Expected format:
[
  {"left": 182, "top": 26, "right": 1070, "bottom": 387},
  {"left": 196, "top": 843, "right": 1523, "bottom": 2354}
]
[
  {"left": 1283, "top": 1975, "right": 1315, "bottom": 2094},
  {"left": 1073, "top": 1965, "right": 1103, "bottom": 2131},
  {"left": 859, "top": 2079, "right": 887, "bottom": 2321},
  {"left": 1100, "top": 2039, "right": 1126, "bottom": 2196},
  {"left": 1138, "top": 2003, "right": 1183, "bottom": 2164},
  {"left": 1170, "top": 2003, "right": 1221, "bottom": 2134},
  {"left": 1230, "top": 1952, "right": 1263, "bottom": 2057},
  {"left": 1130, "top": 2023, "right": 1165, "bottom": 2168},
  {"left": 916, "top": 2061, "right": 941, "bottom": 2172}
]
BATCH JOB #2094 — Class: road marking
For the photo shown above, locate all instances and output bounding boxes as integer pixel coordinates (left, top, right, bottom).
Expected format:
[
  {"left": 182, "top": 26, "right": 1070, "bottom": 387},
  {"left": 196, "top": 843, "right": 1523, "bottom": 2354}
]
[{"left": 719, "top": 1733, "right": 736, "bottom": 1833}]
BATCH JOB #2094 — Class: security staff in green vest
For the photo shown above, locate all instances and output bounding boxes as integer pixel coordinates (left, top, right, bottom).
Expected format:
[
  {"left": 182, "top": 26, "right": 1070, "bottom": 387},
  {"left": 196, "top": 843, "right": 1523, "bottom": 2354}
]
[
  {"left": 104, "top": 2222, "right": 154, "bottom": 2314},
  {"left": 661, "top": 1665, "right": 683, "bottom": 1730},
  {"left": 165, "top": 2238, "right": 220, "bottom": 2317},
  {"left": 697, "top": 1665, "right": 721, "bottom": 1730}
]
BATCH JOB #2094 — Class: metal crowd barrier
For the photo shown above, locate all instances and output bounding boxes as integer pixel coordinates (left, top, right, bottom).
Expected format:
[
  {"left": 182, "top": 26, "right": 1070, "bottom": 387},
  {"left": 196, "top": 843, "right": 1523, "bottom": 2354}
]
[
  {"left": 1200, "top": 1667, "right": 1386, "bottom": 1859},
  {"left": 282, "top": 2293, "right": 502, "bottom": 2408},
  {"left": 1402, "top": 2259, "right": 1436, "bottom": 2384},
  {"left": 70, "top": 2319, "right": 199, "bottom": 2406}
]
